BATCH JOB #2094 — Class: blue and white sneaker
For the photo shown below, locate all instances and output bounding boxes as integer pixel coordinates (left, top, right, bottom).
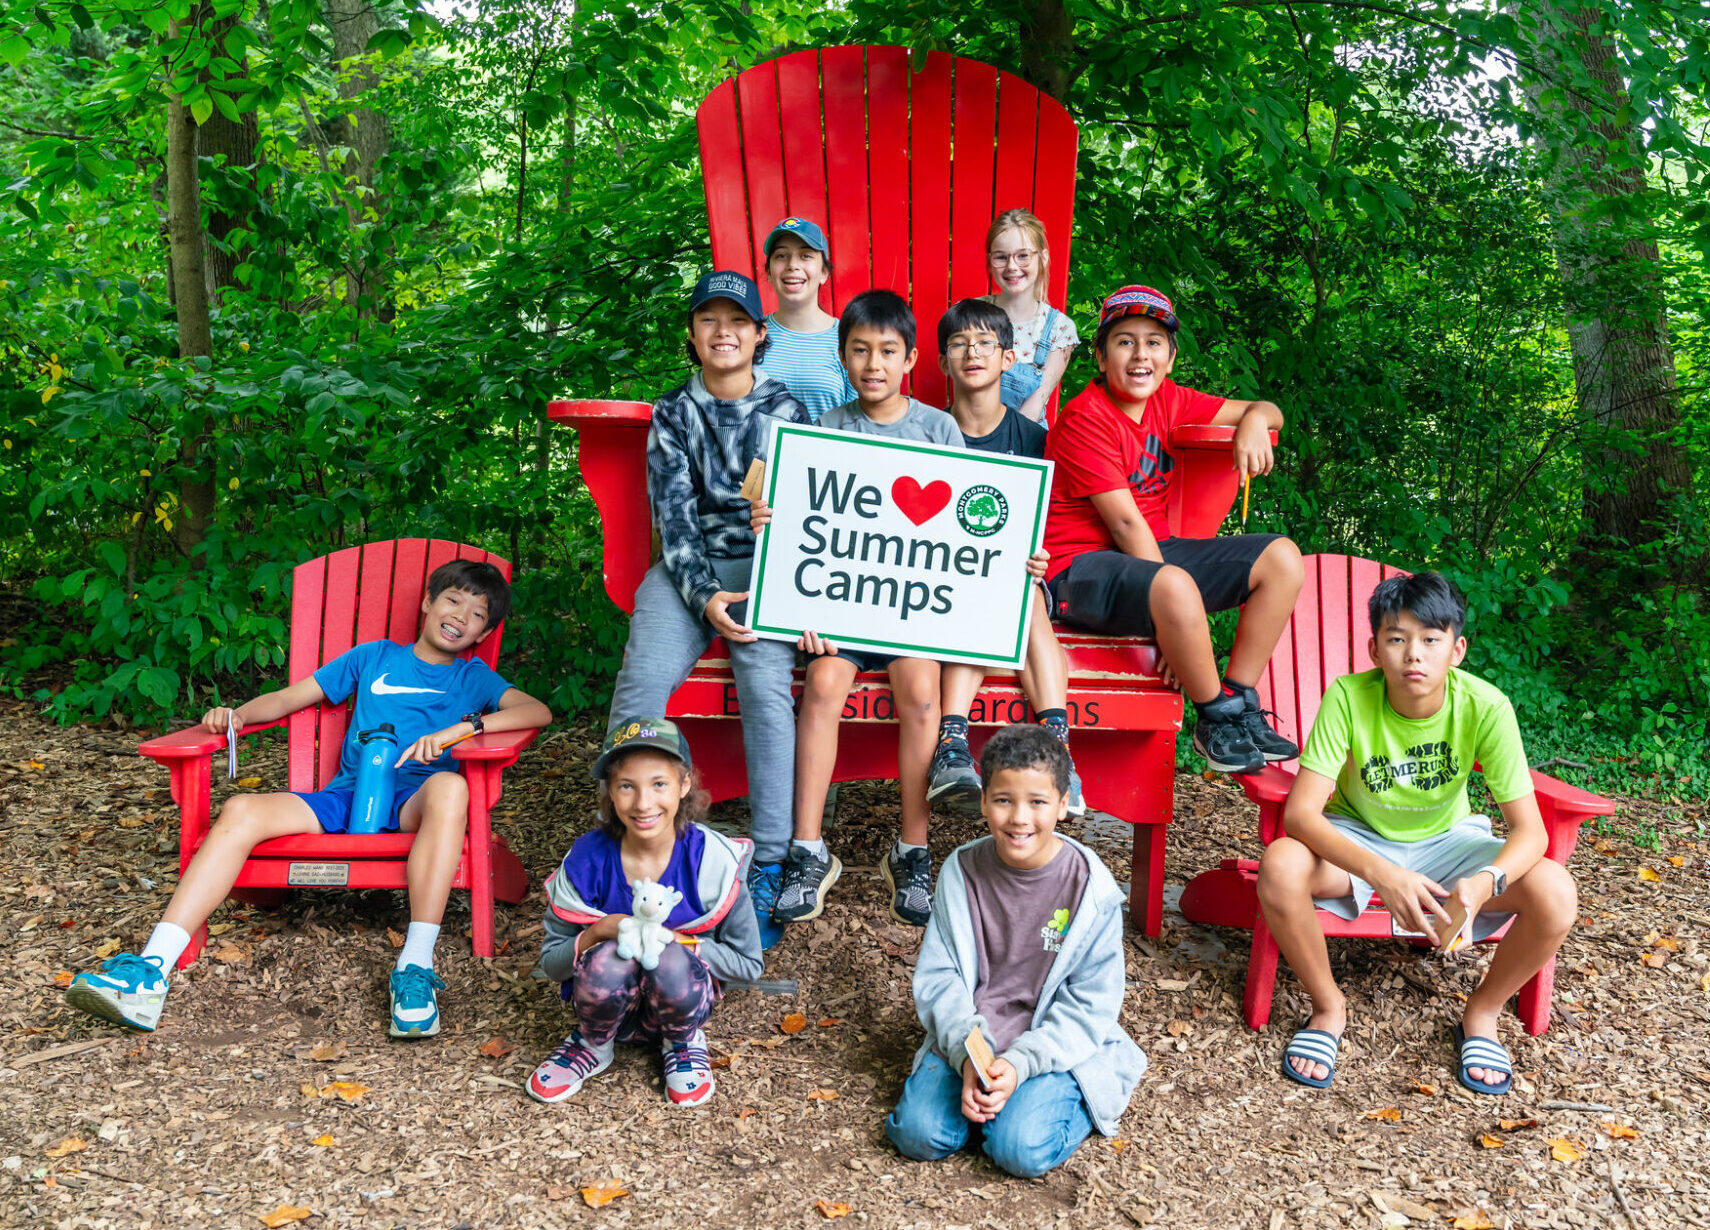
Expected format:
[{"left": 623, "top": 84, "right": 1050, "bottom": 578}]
[
  {"left": 388, "top": 965, "right": 445, "bottom": 1038},
  {"left": 66, "top": 953, "right": 169, "bottom": 1031},
  {"left": 747, "top": 860, "right": 785, "bottom": 951}
]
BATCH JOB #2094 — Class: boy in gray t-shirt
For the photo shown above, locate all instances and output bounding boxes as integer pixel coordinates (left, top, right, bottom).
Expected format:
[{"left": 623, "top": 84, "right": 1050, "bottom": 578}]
[{"left": 885, "top": 726, "right": 1146, "bottom": 1178}]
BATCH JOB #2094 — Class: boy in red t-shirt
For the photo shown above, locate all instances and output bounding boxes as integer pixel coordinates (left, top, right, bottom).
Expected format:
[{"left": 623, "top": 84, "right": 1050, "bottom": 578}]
[{"left": 1042, "top": 286, "right": 1304, "bottom": 775}]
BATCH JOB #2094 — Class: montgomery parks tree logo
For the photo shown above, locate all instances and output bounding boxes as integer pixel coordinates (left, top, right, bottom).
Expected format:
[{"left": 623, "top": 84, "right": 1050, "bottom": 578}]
[{"left": 955, "top": 485, "right": 1009, "bottom": 537}]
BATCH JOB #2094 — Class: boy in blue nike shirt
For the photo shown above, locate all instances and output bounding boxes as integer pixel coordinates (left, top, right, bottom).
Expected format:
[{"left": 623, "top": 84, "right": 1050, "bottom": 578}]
[{"left": 65, "top": 560, "right": 552, "bottom": 1037}]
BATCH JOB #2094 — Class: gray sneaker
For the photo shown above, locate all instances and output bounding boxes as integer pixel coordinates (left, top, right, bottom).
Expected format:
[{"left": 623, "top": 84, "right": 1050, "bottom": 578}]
[
  {"left": 1065, "top": 766, "right": 1087, "bottom": 818},
  {"left": 926, "top": 738, "right": 982, "bottom": 815},
  {"left": 882, "top": 846, "right": 934, "bottom": 927},
  {"left": 1233, "top": 684, "right": 1300, "bottom": 762},
  {"left": 773, "top": 845, "right": 842, "bottom": 922},
  {"left": 1191, "top": 690, "right": 1265, "bottom": 775}
]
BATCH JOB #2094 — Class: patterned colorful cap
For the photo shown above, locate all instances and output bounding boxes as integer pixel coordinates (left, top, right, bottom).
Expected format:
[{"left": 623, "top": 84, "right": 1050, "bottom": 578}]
[
  {"left": 592, "top": 716, "right": 694, "bottom": 780},
  {"left": 689, "top": 270, "right": 764, "bottom": 322},
  {"left": 764, "top": 216, "right": 829, "bottom": 256},
  {"left": 1099, "top": 284, "right": 1180, "bottom": 333}
]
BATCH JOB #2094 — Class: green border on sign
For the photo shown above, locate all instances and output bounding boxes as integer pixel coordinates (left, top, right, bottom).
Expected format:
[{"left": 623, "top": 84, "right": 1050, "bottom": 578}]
[{"left": 747, "top": 422, "right": 1052, "bottom": 668}]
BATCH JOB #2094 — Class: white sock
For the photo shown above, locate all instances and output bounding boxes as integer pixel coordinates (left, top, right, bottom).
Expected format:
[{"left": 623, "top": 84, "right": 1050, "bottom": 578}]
[
  {"left": 140, "top": 922, "right": 191, "bottom": 973},
  {"left": 894, "top": 840, "right": 927, "bottom": 858},
  {"left": 793, "top": 838, "right": 829, "bottom": 861},
  {"left": 397, "top": 922, "right": 440, "bottom": 972}
]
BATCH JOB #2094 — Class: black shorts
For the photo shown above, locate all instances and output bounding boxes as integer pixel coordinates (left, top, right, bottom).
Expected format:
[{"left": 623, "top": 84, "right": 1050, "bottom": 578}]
[
  {"left": 810, "top": 647, "right": 896, "bottom": 675},
  {"left": 1046, "top": 535, "right": 1284, "bottom": 637}
]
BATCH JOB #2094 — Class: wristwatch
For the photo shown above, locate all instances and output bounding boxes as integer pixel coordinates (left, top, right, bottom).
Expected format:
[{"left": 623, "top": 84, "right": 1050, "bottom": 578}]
[
  {"left": 461, "top": 711, "right": 485, "bottom": 735},
  {"left": 1477, "top": 864, "right": 1507, "bottom": 896}
]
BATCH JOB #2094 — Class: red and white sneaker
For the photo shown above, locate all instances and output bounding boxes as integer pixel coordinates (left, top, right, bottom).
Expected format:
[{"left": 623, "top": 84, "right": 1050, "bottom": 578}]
[
  {"left": 661, "top": 1029, "right": 715, "bottom": 1107},
  {"left": 527, "top": 1031, "right": 613, "bottom": 1105}
]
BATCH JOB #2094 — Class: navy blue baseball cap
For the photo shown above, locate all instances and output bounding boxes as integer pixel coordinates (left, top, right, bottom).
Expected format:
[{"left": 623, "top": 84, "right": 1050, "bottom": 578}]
[
  {"left": 763, "top": 216, "right": 829, "bottom": 257},
  {"left": 689, "top": 270, "right": 764, "bottom": 322}
]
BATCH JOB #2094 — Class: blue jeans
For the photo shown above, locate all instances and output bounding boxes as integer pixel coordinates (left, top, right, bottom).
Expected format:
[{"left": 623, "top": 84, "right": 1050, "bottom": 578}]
[{"left": 885, "top": 1052, "right": 1094, "bottom": 1178}]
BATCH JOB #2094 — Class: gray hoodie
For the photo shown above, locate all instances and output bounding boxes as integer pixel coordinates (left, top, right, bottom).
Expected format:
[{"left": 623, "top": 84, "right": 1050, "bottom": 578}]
[{"left": 910, "top": 833, "right": 1147, "bottom": 1136}]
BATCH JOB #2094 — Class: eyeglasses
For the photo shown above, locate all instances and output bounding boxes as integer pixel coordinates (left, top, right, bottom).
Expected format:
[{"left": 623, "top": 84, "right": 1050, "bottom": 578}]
[
  {"left": 945, "top": 340, "right": 1003, "bottom": 356},
  {"left": 988, "top": 249, "right": 1038, "bottom": 268}
]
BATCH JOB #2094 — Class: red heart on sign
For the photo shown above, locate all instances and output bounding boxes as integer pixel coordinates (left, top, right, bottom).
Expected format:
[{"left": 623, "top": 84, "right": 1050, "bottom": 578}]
[{"left": 891, "top": 477, "right": 952, "bottom": 526}]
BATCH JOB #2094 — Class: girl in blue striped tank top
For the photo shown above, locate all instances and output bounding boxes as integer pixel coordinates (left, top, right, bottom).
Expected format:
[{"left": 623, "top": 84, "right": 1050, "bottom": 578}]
[{"left": 759, "top": 217, "right": 856, "bottom": 424}]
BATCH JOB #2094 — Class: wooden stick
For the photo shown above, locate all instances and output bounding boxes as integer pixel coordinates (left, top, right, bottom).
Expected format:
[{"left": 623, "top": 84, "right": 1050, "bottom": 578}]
[
  {"left": 1540, "top": 1100, "right": 1615, "bottom": 1112},
  {"left": 1608, "top": 1161, "right": 1639, "bottom": 1228},
  {"left": 1241, "top": 474, "right": 1251, "bottom": 528},
  {"left": 9, "top": 1038, "right": 113, "bottom": 1068}
]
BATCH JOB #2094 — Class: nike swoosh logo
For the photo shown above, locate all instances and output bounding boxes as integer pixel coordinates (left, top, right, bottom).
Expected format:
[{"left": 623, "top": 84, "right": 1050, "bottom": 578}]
[{"left": 371, "top": 674, "right": 444, "bottom": 696}]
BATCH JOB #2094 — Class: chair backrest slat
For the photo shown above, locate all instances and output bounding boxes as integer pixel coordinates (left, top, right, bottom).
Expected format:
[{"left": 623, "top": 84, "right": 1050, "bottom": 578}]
[
  {"left": 282, "top": 540, "right": 512, "bottom": 792},
  {"left": 698, "top": 47, "right": 1080, "bottom": 417}
]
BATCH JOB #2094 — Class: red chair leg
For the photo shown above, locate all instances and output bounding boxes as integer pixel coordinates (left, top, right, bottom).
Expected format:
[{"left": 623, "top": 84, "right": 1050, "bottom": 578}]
[
  {"left": 1244, "top": 912, "right": 1280, "bottom": 1031},
  {"left": 170, "top": 758, "right": 213, "bottom": 969},
  {"left": 1128, "top": 822, "right": 1167, "bottom": 937},
  {"left": 1516, "top": 957, "right": 1554, "bottom": 1036},
  {"left": 466, "top": 766, "right": 497, "bottom": 959}
]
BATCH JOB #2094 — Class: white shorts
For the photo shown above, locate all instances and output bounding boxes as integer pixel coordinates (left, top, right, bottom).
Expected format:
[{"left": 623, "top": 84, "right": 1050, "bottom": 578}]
[{"left": 1313, "top": 814, "right": 1511, "bottom": 942}]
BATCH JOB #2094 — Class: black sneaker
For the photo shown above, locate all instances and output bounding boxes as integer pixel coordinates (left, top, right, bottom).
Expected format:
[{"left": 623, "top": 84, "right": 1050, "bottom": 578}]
[
  {"left": 926, "top": 737, "right": 982, "bottom": 815},
  {"left": 1191, "top": 691, "right": 1265, "bottom": 775},
  {"left": 773, "top": 845, "right": 842, "bottom": 922},
  {"left": 882, "top": 846, "right": 934, "bottom": 927},
  {"left": 1233, "top": 684, "right": 1299, "bottom": 762}
]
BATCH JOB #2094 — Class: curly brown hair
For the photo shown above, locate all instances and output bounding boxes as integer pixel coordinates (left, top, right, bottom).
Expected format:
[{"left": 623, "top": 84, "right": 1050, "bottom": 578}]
[{"left": 595, "top": 748, "right": 710, "bottom": 840}]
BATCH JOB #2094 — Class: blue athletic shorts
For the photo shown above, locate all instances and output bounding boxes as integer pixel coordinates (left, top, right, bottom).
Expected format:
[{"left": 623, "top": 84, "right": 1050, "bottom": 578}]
[{"left": 292, "top": 781, "right": 425, "bottom": 834}]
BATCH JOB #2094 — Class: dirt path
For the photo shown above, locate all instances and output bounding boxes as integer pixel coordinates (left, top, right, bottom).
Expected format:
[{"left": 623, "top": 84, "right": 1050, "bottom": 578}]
[{"left": 2, "top": 702, "right": 1706, "bottom": 1229}]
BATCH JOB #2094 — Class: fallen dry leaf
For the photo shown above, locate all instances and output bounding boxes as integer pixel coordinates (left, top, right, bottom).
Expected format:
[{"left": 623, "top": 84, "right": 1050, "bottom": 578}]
[
  {"left": 207, "top": 923, "right": 234, "bottom": 936},
  {"left": 1364, "top": 1107, "right": 1402, "bottom": 1123},
  {"left": 318, "top": 1081, "right": 370, "bottom": 1102},
  {"left": 710, "top": 1055, "right": 732, "bottom": 1069},
  {"left": 237, "top": 776, "right": 262, "bottom": 788},
  {"left": 387, "top": 927, "right": 405, "bottom": 948},
  {"left": 211, "top": 943, "right": 250, "bottom": 964},
  {"left": 580, "top": 1180, "right": 628, "bottom": 1208},
  {"left": 1478, "top": 1133, "right": 1505, "bottom": 1149},
  {"left": 1166, "top": 1018, "right": 1192, "bottom": 1037},
  {"left": 93, "top": 937, "right": 121, "bottom": 959},
  {"left": 1654, "top": 936, "right": 1682, "bottom": 951},
  {"left": 1668, "top": 855, "right": 1686, "bottom": 867},
  {"left": 45, "top": 1136, "right": 88, "bottom": 1158},
  {"left": 815, "top": 1199, "right": 853, "bottom": 1219},
  {"left": 1599, "top": 1121, "right": 1639, "bottom": 1140},
  {"left": 25, "top": 759, "right": 45, "bottom": 770},
  {"left": 1700, "top": 971, "right": 1710, "bottom": 994},
  {"left": 1411, "top": 1081, "right": 1439, "bottom": 1096},
  {"left": 1549, "top": 1136, "right": 1586, "bottom": 1162},
  {"left": 1111, "top": 1137, "right": 1128, "bottom": 1154},
  {"left": 817, "top": 1018, "right": 840, "bottom": 1028},
  {"left": 545, "top": 1184, "right": 577, "bottom": 1201},
  {"left": 780, "top": 1013, "right": 808, "bottom": 1035},
  {"left": 1638, "top": 867, "right": 1662, "bottom": 883},
  {"left": 806, "top": 1088, "right": 840, "bottom": 1101},
  {"left": 258, "top": 1206, "right": 312, "bottom": 1227},
  {"left": 1450, "top": 1214, "right": 1494, "bottom": 1230},
  {"left": 52, "top": 970, "right": 72, "bottom": 988},
  {"left": 311, "top": 1134, "right": 335, "bottom": 1147},
  {"left": 1642, "top": 951, "right": 1669, "bottom": 968},
  {"left": 738, "top": 1108, "right": 756, "bottom": 1119},
  {"left": 478, "top": 1037, "right": 515, "bottom": 1059},
  {"left": 310, "top": 1041, "right": 346, "bottom": 1062}
]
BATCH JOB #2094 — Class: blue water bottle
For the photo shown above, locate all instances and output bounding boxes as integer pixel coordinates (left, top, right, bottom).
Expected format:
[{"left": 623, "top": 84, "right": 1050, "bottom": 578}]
[{"left": 349, "top": 723, "right": 399, "bottom": 834}]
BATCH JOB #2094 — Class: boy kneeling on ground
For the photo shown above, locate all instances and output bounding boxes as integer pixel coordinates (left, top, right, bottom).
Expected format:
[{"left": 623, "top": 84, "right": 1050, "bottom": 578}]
[
  {"left": 886, "top": 725, "right": 1146, "bottom": 1177},
  {"left": 66, "top": 560, "right": 552, "bottom": 1036},
  {"left": 1258, "top": 573, "right": 1576, "bottom": 1094}
]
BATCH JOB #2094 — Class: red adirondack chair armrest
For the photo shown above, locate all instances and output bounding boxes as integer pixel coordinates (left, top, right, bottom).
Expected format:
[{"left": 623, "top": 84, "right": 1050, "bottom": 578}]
[
  {"left": 1237, "top": 763, "right": 1296, "bottom": 809},
  {"left": 1530, "top": 768, "right": 1617, "bottom": 864},
  {"left": 1166, "top": 426, "right": 1280, "bottom": 540},
  {"left": 449, "top": 726, "right": 541, "bottom": 770},
  {"left": 138, "top": 717, "right": 286, "bottom": 762},
  {"left": 547, "top": 398, "right": 655, "bottom": 613}
]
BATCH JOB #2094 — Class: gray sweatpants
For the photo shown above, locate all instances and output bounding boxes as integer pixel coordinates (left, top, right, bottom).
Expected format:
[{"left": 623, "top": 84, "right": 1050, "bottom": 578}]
[{"left": 607, "top": 559, "right": 796, "bottom": 865}]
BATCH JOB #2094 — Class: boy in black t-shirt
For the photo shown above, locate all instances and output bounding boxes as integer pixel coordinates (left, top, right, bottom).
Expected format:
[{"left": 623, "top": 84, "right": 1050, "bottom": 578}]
[{"left": 929, "top": 299, "right": 1081, "bottom": 815}]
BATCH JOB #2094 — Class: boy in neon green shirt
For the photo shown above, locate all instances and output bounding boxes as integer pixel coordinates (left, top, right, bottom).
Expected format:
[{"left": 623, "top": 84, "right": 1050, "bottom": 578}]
[{"left": 1256, "top": 573, "right": 1577, "bottom": 1095}]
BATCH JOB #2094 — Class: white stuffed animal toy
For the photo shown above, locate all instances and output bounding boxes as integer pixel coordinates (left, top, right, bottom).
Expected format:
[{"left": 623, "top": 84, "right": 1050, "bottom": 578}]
[{"left": 616, "top": 878, "right": 684, "bottom": 971}]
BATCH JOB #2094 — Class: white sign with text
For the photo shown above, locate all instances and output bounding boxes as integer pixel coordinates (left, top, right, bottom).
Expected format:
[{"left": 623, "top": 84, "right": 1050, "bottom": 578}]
[{"left": 746, "top": 422, "right": 1052, "bottom": 669}]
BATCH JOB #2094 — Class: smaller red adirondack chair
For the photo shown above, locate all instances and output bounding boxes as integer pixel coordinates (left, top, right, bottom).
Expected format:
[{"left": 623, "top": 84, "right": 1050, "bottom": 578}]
[
  {"left": 1177, "top": 554, "right": 1617, "bottom": 1035},
  {"left": 137, "top": 539, "right": 537, "bottom": 968}
]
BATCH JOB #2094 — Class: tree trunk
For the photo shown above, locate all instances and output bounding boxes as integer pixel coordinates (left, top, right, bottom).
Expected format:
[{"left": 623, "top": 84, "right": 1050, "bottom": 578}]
[
  {"left": 198, "top": 18, "right": 260, "bottom": 304},
  {"left": 165, "top": 23, "right": 215, "bottom": 562},
  {"left": 325, "top": 0, "right": 392, "bottom": 316},
  {"left": 1017, "top": 0, "right": 1074, "bottom": 101},
  {"left": 1524, "top": 5, "right": 1692, "bottom": 568}
]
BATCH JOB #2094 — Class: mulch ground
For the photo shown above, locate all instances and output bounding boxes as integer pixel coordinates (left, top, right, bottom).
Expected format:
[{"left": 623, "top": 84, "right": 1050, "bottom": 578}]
[{"left": 1, "top": 699, "right": 1706, "bottom": 1230}]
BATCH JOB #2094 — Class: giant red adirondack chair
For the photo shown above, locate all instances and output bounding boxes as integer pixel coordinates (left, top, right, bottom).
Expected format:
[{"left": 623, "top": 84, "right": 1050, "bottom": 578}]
[
  {"left": 137, "top": 540, "right": 536, "bottom": 968},
  {"left": 550, "top": 47, "right": 1252, "bottom": 934},
  {"left": 1176, "top": 554, "right": 1617, "bottom": 1034}
]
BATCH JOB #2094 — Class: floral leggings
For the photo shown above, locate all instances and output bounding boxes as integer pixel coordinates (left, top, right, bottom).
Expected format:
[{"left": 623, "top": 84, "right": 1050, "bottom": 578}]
[{"left": 566, "top": 938, "right": 718, "bottom": 1046}]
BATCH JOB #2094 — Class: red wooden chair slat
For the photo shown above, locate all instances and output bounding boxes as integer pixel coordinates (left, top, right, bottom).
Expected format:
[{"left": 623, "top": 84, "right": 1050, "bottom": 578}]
[
  {"left": 908, "top": 50, "right": 955, "bottom": 409},
  {"left": 139, "top": 539, "right": 537, "bottom": 968},
  {"left": 866, "top": 47, "right": 912, "bottom": 300},
  {"left": 821, "top": 45, "right": 872, "bottom": 312},
  {"left": 699, "top": 80, "right": 753, "bottom": 278},
  {"left": 949, "top": 59, "right": 998, "bottom": 304},
  {"left": 1032, "top": 95, "right": 1078, "bottom": 322},
  {"left": 737, "top": 62, "right": 789, "bottom": 317},
  {"left": 1178, "top": 553, "right": 1615, "bottom": 1035},
  {"left": 775, "top": 50, "right": 834, "bottom": 315},
  {"left": 992, "top": 75, "right": 1039, "bottom": 216}
]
